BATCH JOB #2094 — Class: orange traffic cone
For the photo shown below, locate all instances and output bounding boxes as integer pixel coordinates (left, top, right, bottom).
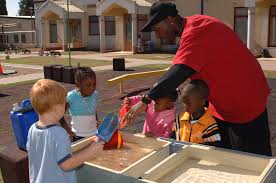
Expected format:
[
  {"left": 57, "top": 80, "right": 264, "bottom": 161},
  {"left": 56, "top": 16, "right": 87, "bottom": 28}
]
[{"left": 0, "top": 63, "right": 3, "bottom": 75}]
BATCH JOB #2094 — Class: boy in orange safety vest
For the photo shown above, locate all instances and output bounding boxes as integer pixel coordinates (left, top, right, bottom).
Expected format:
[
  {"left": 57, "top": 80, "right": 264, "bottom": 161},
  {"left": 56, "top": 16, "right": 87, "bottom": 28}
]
[{"left": 174, "top": 80, "right": 221, "bottom": 147}]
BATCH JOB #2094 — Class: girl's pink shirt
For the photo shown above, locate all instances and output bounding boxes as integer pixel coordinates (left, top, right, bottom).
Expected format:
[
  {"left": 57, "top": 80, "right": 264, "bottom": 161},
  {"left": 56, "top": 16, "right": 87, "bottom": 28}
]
[{"left": 129, "top": 96, "right": 176, "bottom": 138}]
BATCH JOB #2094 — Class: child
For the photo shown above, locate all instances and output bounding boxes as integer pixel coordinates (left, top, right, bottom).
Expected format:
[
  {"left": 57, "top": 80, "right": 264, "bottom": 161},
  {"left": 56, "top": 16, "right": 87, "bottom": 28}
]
[
  {"left": 27, "top": 79, "right": 103, "bottom": 183},
  {"left": 61, "top": 67, "right": 99, "bottom": 141},
  {"left": 123, "top": 90, "right": 178, "bottom": 138},
  {"left": 175, "top": 79, "right": 221, "bottom": 146}
]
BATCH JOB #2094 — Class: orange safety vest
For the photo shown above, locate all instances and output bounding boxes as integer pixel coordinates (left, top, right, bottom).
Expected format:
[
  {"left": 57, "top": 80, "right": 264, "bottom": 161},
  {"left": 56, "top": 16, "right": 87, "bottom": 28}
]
[{"left": 178, "top": 108, "right": 219, "bottom": 144}]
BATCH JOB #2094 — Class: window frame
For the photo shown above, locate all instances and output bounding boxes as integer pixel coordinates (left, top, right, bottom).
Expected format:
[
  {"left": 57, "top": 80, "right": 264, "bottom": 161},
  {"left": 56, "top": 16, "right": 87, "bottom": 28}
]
[
  {"left": 89, "top": 15, "right": 100, "bottom": 36},
  {"left": 105, "top": 16, "right": 116, "bottom": 36},
  {"left": 14, "top": 34, "right": 19, "bottom": 44},
  {"left": 268, "top": 5, "right": 276, "bottom": 47},
  {"left": 21, "top": 34, "right": 26, "bottom": 44},
  {"left": 234, "top": 7, "right": 248, "bottom": 44}
]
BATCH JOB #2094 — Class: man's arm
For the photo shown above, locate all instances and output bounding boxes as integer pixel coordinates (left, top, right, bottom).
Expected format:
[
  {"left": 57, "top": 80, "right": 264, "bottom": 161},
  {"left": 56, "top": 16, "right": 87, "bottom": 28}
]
[
  {"left": 147, "top": 64, "right": 195, "bottom": 100},
  {"left": 122, "top": 64, "right": 195, "bottom": 125}
]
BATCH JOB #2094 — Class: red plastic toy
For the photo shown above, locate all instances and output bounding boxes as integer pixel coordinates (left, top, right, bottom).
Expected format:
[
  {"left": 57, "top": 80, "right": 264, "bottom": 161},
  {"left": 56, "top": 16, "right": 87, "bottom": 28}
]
[{"left": 119, "top": 104, "right": 131, "bottom": 129}]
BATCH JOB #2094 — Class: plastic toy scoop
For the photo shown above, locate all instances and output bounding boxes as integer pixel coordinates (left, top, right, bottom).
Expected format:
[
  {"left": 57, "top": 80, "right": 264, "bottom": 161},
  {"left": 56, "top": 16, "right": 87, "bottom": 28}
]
[{"left": 96, "top": 113, "right": 119, "bottom": 142}]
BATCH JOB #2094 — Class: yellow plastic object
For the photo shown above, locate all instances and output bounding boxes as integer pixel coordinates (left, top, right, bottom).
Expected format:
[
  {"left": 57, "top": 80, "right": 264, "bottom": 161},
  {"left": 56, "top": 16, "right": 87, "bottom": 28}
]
[{"left": 107, "top": 67, "right": 170, "bottom": 93}]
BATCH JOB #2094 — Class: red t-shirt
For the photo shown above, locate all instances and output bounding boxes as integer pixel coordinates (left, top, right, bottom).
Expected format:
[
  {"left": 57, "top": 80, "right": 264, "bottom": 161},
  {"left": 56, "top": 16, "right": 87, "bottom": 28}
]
[{"left": 173, "top": 15, "right": 270, "bottom": 123}]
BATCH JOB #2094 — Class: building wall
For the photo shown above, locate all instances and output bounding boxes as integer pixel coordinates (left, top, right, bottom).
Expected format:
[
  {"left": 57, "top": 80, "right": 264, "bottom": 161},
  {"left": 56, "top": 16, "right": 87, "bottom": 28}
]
[
  {"left": 255, "top": 0, "right": 276, "bottom": 56},
  {"left": 174, "top": 0, "right": 276, "bottom": 56},
  {"left": 175, "top": 0, "right": 201, "bottom": 16},
  {"left": 175, "top": 0, "right": 245, "bottom": 28},
  {"left": 204, "top": 0, "right": 244, "bottom": 28},
  {"left": 81, "top": 15, "right": 89, "bottom": 48},
  {"left": 0, "top": 16, "right": 35, "bottom": 47},
  {"left": 34, "top": 2, "right": 45, "bottom": 47},
  {"left": 106, "top": 35, "right": 115, "bottom": 50},
  {"left": 71, "top": 0, "right": 99, "bottom": 10},
  {"left": 0, "top": 16, "right": 33, "bottom": 32}
]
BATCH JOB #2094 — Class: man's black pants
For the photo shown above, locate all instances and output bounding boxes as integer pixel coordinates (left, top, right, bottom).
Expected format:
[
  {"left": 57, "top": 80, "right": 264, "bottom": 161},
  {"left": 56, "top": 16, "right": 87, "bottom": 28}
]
[{"left": 215, "top": 109, "right": 272, "bottom": 156}]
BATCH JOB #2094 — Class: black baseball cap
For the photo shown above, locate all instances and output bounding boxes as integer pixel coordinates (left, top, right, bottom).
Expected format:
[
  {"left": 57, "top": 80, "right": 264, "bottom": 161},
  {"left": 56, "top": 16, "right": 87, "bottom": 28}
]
[{"left": 140, "top": 2, "right": 178, "bottom": 32}]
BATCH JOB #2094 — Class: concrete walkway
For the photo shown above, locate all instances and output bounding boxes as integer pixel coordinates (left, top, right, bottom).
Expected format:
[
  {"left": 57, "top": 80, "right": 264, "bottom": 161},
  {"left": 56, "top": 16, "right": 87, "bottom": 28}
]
[
  {"left": 258, "top": 60, "right": 276, "bottom": 71},
  {"left": 2, "top": 63, "right": 43, "bottom": 70},
  {"left": 0, "top": 58, "right": 170, "bottom": 85},
  {"left": 0, "top": 73, "right": 44, "bottom": 84},
  {"left": 1, "top": 54, "right": 275, "bottom": 85}
]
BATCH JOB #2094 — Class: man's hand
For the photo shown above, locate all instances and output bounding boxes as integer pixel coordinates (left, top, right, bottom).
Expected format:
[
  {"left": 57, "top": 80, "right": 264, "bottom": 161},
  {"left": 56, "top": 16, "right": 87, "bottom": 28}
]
[
  {"left": 171, "top": 122, "right": 176, "bottom": 132},
  {"left": 121, "top": 101, "right": 147, "bottom": 125}
]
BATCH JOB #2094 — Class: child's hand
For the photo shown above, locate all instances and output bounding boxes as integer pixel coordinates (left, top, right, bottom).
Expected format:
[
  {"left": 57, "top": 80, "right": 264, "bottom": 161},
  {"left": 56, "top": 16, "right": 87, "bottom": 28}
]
[
  {"left": 172, "top": 122, "right": 176, "bottom": 131},
  {"left": 123, "top": 97, "right": 131, "bottom": 106},
  {"left": 90, "top": 135, "right": 100, "bottom": 143},
  {"left": 89, "top": 136, "right": 104, "bottom": 152}
]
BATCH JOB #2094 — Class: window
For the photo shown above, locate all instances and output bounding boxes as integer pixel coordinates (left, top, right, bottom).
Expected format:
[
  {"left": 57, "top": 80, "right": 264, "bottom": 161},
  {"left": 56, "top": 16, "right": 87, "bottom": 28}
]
[
  {"left": 89, "top": 16, "right": 99, "bottom": 35},
  {"left": 14, "top": 34, "right": 19, "bottom": 43},
  {"left": 105, "top": 16, "right": 115, "bottom": 35},
  {"left": 234, "top": 7, "right": 248, "bottom": 44},
  {"left": 21, "top": 34, "right": 26, "bottom": 43},
  {"left": 138, "top": 14, "right": 151, "bottom": 41},
  {"left": 50, "top": 20, "right": 58, "bottom": 43},
  {"left": 269, "top": 6, "right": 276, "bottom": 47}
]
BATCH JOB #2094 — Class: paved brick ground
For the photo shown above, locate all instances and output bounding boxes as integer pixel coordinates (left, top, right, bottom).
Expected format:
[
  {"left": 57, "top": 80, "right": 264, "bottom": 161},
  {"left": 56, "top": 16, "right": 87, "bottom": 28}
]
[
  {"left": 1, "top": 68, "right": 276, "bottom": 160},
  {"left": 0, "top": 66, "right": 168, "bottom": 181},
  {"left": 0, "top": 67, "right": 165, "bottom": 152},
  {"left": 0, "top": 66, "right": 41, "bottom": 79},
  {"left": 1, "top": 67, "right": 276, "bottom": 183}
]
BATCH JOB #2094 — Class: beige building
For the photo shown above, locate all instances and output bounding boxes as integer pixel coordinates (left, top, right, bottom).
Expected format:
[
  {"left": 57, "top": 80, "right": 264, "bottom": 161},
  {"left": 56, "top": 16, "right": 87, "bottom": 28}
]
[
  {"left": 0, "top": 15, "right": 36, "bottom": 49},
  {"left": 175, "top": 0, "right": 276, "bottom": 56},
  {"left": 34, "top": 0, "right": 163, "bottom": 53},
  {"left": 34, "top": 0, "right": 276, "bottom": 56}
]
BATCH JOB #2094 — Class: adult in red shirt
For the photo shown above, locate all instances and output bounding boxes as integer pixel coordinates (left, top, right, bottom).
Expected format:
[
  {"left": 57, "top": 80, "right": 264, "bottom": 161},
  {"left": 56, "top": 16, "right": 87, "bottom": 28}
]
[{"left": 126, "top": 2, "right": 271, "bottom": 156}]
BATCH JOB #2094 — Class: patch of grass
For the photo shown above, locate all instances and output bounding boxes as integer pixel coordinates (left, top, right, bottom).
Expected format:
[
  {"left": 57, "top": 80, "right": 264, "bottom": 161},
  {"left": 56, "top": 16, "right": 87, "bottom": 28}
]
[
  {"left": 0, "top": 79, "right": 38, "bottom": 88},
  {"left": 124, "top": 53, "right": 174, "bottom": 61},
  {"left": 63, "top": 51, "right": 98, "bottom": 55},
  {"left": 264, "top": 71, "right": 276, "bottom": 79},
  {"left": 4, "top": 57, "right": 112, "bottom": 67}
]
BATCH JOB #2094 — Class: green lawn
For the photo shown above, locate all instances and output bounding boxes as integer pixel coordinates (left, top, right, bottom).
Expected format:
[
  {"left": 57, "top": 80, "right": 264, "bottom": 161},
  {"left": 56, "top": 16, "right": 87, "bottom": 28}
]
[
  {"left": 63, "top": 51, "right": 99, "bottom": 55},
  {"left": 124, "top": 53, "right": 174, "bottom": 61},
  {"left": 4, "top": 57, "right": 112, "bottom": 67}
]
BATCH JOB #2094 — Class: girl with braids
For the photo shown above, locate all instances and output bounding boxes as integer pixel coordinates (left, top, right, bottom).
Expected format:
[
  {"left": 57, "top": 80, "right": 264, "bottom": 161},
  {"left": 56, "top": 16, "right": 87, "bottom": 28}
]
[{"left": 60, "top": 67, "right": 99, "bottom": 142}]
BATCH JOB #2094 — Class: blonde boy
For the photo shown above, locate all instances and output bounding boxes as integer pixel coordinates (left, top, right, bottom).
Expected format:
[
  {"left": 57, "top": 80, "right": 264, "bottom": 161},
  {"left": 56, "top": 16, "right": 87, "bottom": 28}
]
[{"left": 27, "top": 79, "right": 103, "bottom": 183}]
